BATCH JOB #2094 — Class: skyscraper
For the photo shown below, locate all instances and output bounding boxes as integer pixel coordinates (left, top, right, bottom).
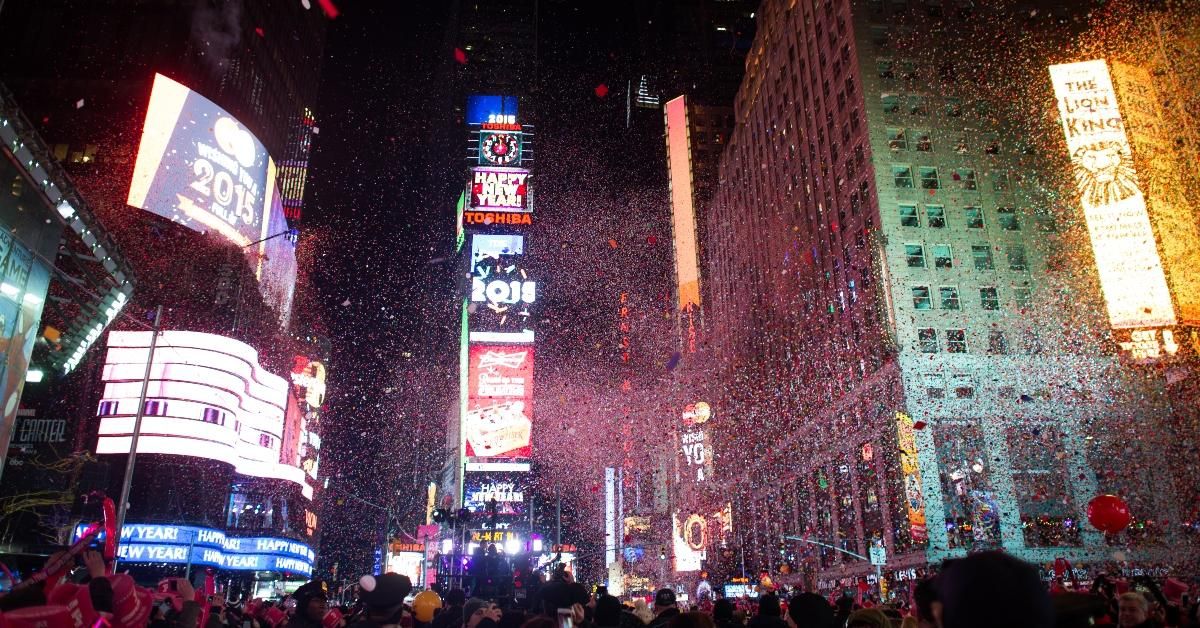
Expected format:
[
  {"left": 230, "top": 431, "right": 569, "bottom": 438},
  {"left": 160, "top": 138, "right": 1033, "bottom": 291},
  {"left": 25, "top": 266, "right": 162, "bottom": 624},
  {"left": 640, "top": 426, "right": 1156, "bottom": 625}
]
[{"left": 703, "top": 0, "right": 1188, "bottom": 592}]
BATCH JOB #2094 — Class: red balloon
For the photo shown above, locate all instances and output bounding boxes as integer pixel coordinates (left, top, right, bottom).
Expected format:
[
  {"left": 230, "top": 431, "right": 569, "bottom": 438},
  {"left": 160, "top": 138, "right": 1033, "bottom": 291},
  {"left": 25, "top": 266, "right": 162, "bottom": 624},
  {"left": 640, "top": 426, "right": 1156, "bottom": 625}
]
[{"left": 1087, "top": 494, "right": 1131, "bottom": 534}]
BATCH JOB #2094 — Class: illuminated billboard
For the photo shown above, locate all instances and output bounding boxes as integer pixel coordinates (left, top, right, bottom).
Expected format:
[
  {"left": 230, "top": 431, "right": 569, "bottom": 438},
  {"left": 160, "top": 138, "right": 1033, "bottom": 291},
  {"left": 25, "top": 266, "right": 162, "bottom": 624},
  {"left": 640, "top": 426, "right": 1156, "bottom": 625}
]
[
  {"left": 466, "top": 95, "right": 519, "bottom": 126},
  {"left": 290, "top": 356, "right": 326, "bottom": 483},
  {"left": 1049, "top": 60, "right": 1176, "bottom": 329},
  {"left": 464, "top": 399, "right": 532, "bottom": 459},
  {"left": 471, "top": 167, "right": 531, "bottom": 212},
  {"left": 678, "top": 402, "right": 714, "bottom": 485},
  {"left": 128, "top": 73, "right": 276, "bottom": 248},
  {"left": 72, "top": 523, "right": 313, "bottom": 576},
  {"left": 96, "top": 331, "right": 311, "bottom": 498},
  {"left": 463, "top": 471, "right": 527, "bottom": 517},
  {"left": 469, "top": 234, "right": 535, "bottom": 339},
  {"left": 671, "top": 506, "right": 731, "bottom": 573},
  {"left": 664, "top": 97, "right": 702, "bottom": 321},
  {"left": 468, "top": 346, "right": 533, "bottom": 399},
  {"left": 895, "top": 412, "right": 928, "bottom": 543}
]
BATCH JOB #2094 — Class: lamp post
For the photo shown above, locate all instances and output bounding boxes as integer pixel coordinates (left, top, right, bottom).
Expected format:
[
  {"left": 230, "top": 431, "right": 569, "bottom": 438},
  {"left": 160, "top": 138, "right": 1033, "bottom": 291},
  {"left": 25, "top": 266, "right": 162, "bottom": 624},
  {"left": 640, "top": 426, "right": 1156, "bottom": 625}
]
[
  {"left": 783, "top": 535, "right": 886, "bottom": 601},
  {"left": 113, "top": 305, "right": 163, "bottom": 561}
]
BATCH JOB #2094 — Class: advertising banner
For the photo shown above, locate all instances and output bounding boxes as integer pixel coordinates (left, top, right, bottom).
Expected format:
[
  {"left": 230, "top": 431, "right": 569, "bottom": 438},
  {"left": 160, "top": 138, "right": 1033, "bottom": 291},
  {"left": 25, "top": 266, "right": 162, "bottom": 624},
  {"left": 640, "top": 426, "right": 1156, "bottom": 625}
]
[
  {"left": 128, "top": 73, "right": 274, "bottom": 248},
  {"left": 72, "top": 523, "right": 314, "bottom": 576},
  {"left": 469, "top": 234, "right": 535, "bottom": 339},
  {"left": 464, "top": 399, "right": 532, "bottom": 459},
  {"left": 895, "top": 412, "right": 928, "bottom": 543},
  {"left": 468, "top": 346, "right": 533, "bottom": 399},
  {"left": 1049, "top": 60, "right": 1175, "bottom": 329}
]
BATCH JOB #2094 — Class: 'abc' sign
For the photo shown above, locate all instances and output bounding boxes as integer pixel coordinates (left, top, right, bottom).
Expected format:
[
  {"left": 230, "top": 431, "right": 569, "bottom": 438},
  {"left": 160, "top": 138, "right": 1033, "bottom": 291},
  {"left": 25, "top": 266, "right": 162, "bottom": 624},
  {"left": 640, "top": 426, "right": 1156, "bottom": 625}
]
[{"left": 472, "top": 278, "right": 536, "bottom": 305}]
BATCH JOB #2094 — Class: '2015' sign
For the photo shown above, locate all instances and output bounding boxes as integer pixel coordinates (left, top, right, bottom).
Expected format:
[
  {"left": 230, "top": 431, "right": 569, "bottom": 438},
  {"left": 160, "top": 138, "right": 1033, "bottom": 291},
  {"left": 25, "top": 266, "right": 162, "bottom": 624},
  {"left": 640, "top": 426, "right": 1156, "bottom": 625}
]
[{"left": 472, "top": 278, "right": 536, "bottom": 305}]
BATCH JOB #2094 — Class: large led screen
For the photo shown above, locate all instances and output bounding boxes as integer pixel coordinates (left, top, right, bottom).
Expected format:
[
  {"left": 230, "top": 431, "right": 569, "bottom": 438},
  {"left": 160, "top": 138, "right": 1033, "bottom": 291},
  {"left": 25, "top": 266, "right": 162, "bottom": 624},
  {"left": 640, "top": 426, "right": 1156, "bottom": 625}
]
[
  {"left": 128, "top": 73, "right": 275, "bottom": 249},
  {"left": 466, "top": 95, "right": 519, "bottom": 126},
  {"left": 1049, "top": 60, "right": 1176, "bottom": 329},
  {"left": 464, "top": 398, "right": 532, "bottom": 459},
  {"left": 470, "top": 167, "right": 531, "bottom": 212},
  {"left": 463, "top": 471, "right": 527, "bottom": 517},
  {"left": 469, "top": 234, "right": 535, "bottom": 342},
  {"left": 73, "top": 523, "right": 313, "bottom": 576},
  {"left": 468, "top": 345, "right": 533, "bottom": 399},
  {"left": 96, "top": 331, "right": 311, "bottom": 498}
]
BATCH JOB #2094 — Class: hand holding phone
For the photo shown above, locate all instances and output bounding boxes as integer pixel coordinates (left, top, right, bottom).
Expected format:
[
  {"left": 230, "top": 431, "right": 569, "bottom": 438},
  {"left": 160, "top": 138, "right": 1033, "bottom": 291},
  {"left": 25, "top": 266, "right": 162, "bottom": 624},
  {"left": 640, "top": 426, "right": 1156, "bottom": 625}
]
[{"left": 557, "top": 608, "right": 574, "bottom": 628}]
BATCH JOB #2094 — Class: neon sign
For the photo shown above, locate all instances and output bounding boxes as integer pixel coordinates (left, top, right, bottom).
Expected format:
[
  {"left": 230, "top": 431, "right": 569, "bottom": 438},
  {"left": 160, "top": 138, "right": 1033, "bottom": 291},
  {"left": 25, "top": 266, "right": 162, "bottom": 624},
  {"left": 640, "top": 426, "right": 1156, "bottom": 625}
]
[
  {"left": 72, "top": 523, "right": 314, "bottom": 576},
  {"left": 471, "top": 167, "right": 531, "bottom": 212}
]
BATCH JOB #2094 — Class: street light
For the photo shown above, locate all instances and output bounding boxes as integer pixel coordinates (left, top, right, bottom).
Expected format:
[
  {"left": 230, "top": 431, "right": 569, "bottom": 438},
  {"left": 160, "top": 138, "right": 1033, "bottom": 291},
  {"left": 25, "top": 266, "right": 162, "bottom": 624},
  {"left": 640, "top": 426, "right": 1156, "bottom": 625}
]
[{"left": 783, "top": 535, "right": 887, "bottom": 600}]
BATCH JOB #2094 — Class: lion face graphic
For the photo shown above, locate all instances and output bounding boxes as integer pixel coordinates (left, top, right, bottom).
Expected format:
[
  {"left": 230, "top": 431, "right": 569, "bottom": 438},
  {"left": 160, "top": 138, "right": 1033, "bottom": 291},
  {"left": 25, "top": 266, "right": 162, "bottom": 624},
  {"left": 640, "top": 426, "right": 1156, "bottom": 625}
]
[{"left": 1072, "top": 140, "right": 1141, "bottom": 207}]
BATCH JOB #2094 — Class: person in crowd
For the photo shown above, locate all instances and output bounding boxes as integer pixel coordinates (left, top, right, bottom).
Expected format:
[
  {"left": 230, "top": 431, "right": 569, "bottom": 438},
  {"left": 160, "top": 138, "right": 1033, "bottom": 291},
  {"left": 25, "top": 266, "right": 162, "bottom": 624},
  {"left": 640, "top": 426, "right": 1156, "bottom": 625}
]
[
  {"left": 1118, "top": 591, "right": 1162, "bottom": 628},
  {"left": 832, "top": 596, "right": 855, "bottom": 628},
  {"left": 844, "top": 608, "right": 890, "bottom": 628},
  {"left": 910, "top": 578, "right": 937, "bottom": 628},
  {"left": 287, "top": 580, "right": 329, "bottom": 628},
  {"left": 594, "top": 595, "right": 624, "bottom": 628},
  {"left": 785, "top": 592, "right": 834, "bottom": 628},
  {"left": 498, "top": 606, "right": 529, "bottom": 628},
  {"left": 349, "top": 573, "right": 413, "bottom": 628},
  {"left": 746, "top": 594, "right": 787, "bottom": 628},
  {"left": 668, "top": 612, "right": 715, "bottom": 628},
  {"left": 465, "top": 599, "right": 504, "bottom": 628},
  {"left": 931, "top": 551, "right": 1053, "bottom": 628},
  {"left": 630, "top": 600, "right": 654, "bottom": 626},
  {"left": 648, "top": 590, "right": 681, "bottom": 628},
  {"left": 711, "top": 599, "right": 739, "bottom": 628},
  {"left": 432, "top": 590, "right": 468, "bottom": 628}
]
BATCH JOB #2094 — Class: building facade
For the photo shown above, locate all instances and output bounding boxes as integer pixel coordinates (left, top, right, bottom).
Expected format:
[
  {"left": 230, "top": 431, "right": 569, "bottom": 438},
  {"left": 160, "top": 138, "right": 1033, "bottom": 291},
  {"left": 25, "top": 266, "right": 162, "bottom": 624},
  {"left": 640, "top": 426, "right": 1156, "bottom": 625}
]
[{"left": 703, "top": 0, "right": 1188, "bottom": 594}]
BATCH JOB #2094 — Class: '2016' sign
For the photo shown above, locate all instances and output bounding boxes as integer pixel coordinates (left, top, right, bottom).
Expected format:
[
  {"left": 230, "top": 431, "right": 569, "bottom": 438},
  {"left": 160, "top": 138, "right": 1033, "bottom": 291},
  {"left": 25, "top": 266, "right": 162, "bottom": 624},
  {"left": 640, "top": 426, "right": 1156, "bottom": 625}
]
[{"left": 472, "top": 278, "right": 536, "bottom": 305}]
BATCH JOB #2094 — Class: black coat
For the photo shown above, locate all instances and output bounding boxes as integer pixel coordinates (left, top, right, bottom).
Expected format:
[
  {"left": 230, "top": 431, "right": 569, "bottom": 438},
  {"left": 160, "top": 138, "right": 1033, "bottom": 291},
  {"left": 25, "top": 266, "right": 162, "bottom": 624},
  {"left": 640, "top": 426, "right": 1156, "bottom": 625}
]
[
  {"left": 746, "top": 615, "right": 788, "bottom": 628},
  {"left": 648, "top": 608, "right": 680, "bottom": 628}
]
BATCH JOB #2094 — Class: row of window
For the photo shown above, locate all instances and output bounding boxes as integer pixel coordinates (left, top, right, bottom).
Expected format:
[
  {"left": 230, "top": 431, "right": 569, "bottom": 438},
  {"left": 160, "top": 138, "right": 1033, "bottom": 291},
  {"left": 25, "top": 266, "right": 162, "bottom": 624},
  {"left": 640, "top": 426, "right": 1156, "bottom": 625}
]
[
  {"left": 96, "top": 400, "right": 274, "bottom": 448},
  {"left": 891, "top": 165, "right": 998, "bottom": 193},
  {"left": 912, "top": 285, "right": 1022, "bottom": 311},
  {"left": 898, "top": 204, "right": 1021, "bottom": 231},
  {"left": 881, "top": 93, "right": 981, "bottom": 118},
  {"left": 903, "top": 243, "right": 1028, "bottom": 272},
  {"left": 886, "top": 127, "right": 1003, "bottom": 157},
  {"left": 917, "top": 328, "right": 1012, "bottom": 355}
]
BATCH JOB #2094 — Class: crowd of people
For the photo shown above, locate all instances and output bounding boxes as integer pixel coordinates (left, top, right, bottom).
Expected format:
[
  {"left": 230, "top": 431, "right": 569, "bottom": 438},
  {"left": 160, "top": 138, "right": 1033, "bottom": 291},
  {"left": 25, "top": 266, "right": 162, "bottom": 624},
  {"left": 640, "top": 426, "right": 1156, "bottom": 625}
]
[{"left": 0, "top": 550, "right": 1197, "bottom": 628}]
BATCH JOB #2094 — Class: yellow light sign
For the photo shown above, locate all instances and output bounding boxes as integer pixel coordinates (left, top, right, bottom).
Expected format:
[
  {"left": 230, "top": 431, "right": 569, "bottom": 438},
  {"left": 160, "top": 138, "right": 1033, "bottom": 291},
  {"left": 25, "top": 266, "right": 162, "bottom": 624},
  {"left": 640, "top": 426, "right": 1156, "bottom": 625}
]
[{"left": 1049, "top": 60, "right": 1176, "bottom": 329}]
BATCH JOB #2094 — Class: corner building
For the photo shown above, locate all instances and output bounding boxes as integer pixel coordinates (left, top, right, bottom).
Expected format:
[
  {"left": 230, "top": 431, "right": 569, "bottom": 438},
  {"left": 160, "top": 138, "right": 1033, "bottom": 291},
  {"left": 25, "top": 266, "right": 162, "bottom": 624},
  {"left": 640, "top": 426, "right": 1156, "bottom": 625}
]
[{"left": 706, "top": 0, "right": 1185, "bottom": 592}]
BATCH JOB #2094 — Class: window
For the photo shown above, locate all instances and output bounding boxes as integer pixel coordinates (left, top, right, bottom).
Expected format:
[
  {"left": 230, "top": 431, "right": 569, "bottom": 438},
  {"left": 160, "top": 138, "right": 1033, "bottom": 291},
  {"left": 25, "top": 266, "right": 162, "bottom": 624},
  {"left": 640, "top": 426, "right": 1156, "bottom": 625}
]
[
  {"left": 939, "top": 286, "right": 960, "bottom": 310},
  {"left": 988, "top": 330, "right": 1009, "bottom": 354},
  {"left": 955, "top": 168, "right": 977, "bottom": 190},
  {"left": 1034, "top": 207, "right": 1058, "bottom": 232},
  {"left": 912, "top": 286, "right": 933, "bottom": 310},
  {"left": 998, "top": 207, "right": 1020, "bottom": 230},
  {"left": 899, "top": 60, "right": 918, "bottom": 80},
  {"left": 893, "top": 165, "right": 914, "bottom": 188},
  {"left": 259, "top": 434, "right": 274, "bottom": 448},
  {"left": 887, "top": 127, "right": 908, "bottom": 150},
  {"left": 913, "top": 129, "right": 932, "bottom": 151},
  {"left": 908, "top": 95, "right": 928, "bottom": 115},
  {"left": 944, "top": 97, "right": 963, "bottom": 117},
  {"left": 926, "top": 205, "right": 946, "bottom": 228},
  {"left": 946, "top": 329, "right": 967, "bottom": 353},
  {"left": 98, "top": 401, "right": 118, "bottom": 416},
  {"left": 993, "top": 171, "right": 1010, "bottom": 191},
  {"left": 919, "top": 167, "right": 940, "bottom": 189},
  {"left": 877, "top": 59, "right": 895, "bottom": 78},
  {"left": 144, "top": 400, "right": 168, "bottom": 416},
  {"left": 964, "top": 206, "right": 984, "bottom": 228},
  {"left": 933, "top": 244, "right": 953, "bottom": 268},
  {"left": 1013, "top": 285, "right": 1033, "bottom": 308},
  {"left": 905, "top": 244, "right": 926, "bottom": 268},
  {"left": 899, "top": 203, "right": 920, "bottom": 226},
  {"left": 980, "top": 287, "right": 1000, "bottom": 310},
  {"left": 881, "top": 94, "right": 900, "bottom": 113},
  {"left": 972, "top": 245, "right": 994, "bottom": 270},
  {"left": 918, "top": 328, "right": 938, "bottom": 353},
  {"left": 202, "top": 408, "right": 225, "bottom": 426},
  {"left": 1007, "top": 245, "right": 1028, "bottom": 271},
  {"left": 952, "top": 374, "right": 975, "bottom": 398},
  {"left": 925, "top": 373, "right": 946, "bottom": 398}
]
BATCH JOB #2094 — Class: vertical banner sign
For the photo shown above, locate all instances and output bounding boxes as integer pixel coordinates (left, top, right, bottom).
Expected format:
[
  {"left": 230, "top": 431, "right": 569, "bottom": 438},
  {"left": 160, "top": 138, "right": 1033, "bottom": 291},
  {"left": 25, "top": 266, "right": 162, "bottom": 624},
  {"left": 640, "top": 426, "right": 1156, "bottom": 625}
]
[
  {"left": 664, "top": 96, "right": 702, "bottom": 353},
  {"left": 1048, "top": 60, "right": 1175, "bottom": 329},
  {"left": 895, "top": 412, "right": 928, "bottom": 543}
]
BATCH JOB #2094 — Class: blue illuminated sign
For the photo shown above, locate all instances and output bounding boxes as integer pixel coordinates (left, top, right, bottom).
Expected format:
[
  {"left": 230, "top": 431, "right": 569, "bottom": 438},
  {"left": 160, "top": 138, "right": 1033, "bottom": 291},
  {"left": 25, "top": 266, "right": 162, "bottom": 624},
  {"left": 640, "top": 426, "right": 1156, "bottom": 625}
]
[
  {"left": 72, "top": 523, "right": 314, "bottom": 576},
  {"left": 466, "top": 95, "right": 519, "bottom": 126}
]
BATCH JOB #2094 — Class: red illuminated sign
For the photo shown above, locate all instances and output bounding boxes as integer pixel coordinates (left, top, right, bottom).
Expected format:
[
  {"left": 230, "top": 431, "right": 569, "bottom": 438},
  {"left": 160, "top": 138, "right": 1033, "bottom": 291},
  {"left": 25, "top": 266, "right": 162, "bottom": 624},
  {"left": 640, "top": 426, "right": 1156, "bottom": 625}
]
[
  {"left": 464, "top": 211, "right": 532, "bottom": 226},
  {"left": 468, "top": 346, "right": 533, "bottom": 399},
  {"left": 471, "top": 168, "right": 530, "bottom": 212}
]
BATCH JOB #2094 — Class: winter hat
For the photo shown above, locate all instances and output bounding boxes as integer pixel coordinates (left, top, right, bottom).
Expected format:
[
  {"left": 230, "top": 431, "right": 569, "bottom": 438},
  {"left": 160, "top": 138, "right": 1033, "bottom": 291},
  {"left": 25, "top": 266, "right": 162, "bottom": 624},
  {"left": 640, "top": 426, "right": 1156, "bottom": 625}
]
[
  {"left": 359, "top": 574, "right": 413, "bottom": 611},
  {"left": 653, "top": 589, "right": 676, "bottom": 608},
  {"left": 463, "top": 598, "right": 489, "bottom": 622},
  {"left": 936, "top": 551, "right": 1053, "bottom": 628},
  {"left": 294, "top": 580, "right": 328, "bottom": 608},
  {"left": 758, "top": 593, "right": 781, "bottom": 617}
]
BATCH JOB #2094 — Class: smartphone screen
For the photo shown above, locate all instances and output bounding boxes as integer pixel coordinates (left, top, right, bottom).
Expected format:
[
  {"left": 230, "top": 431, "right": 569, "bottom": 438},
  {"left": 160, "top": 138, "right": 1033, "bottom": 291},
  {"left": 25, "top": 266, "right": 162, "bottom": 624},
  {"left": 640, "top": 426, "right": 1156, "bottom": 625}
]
[{"left": 557, "top": 608, "right": 573, "bottom": 628}]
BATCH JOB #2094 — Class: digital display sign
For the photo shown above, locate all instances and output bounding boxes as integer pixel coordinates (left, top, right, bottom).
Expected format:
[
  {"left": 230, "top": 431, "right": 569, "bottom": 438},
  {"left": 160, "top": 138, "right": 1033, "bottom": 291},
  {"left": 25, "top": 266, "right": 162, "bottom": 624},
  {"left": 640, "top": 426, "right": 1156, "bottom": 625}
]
[
  {"left": 1049, "top": 60, "right": 1176, "bottom": 329},
  {"left": 128, "top": 74, "right": 276, "bottom": 248},
  {"left": 895, "top": 412, "right": 928, "bottom": 543},
  {"left": 464, "top": 398, "right": 532, "bottom": 459},
  {"left": 469, "top": 234, "right": 535, "bottom": 338},
  {"left": 96, "top": 331, "right": 310, "bottom": 499},
  {"left": 468, "top": 346, "right": 533, "bottom": 399},
  {"left": 478, "top": 132, "right": 524, "bottom": 166},
  {"left": 466, "top": 95, "right": 519, "bottom": 126},
  {"left": 463, "top": 471, "right": 527, "bottom": 517},
  {"left": 678, "top": 402, "right": 714, "bottom": 485},
  {"left": 72, "top": 523, "right": 313, "bottom": 576},
  {"left": 471, "top": 167, "right": 531, "bottom": 212}
]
